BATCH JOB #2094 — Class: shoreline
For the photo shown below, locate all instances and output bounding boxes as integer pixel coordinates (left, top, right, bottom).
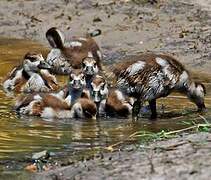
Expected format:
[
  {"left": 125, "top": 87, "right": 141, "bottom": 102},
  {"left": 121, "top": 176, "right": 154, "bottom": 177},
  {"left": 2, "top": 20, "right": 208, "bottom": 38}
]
[{"left": 31, "top": 132, "right": 211, "bottom": 180}]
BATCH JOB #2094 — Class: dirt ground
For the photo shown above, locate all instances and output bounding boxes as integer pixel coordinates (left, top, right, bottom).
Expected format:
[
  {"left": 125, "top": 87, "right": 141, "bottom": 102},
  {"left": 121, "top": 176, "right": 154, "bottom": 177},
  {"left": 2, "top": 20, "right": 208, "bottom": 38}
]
[
  {"left": 0, "top": 0, "right": 211, "bottom": 72},
  {"left": 1, "top": 0, "right": 211, "bottom": 179},
  {"left": 32, "top": 132, "right": 211, "bottom": 180}
]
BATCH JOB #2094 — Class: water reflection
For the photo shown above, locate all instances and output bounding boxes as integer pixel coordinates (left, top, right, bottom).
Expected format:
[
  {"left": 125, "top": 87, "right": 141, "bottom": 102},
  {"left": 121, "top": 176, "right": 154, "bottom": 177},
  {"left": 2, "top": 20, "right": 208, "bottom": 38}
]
[{"left": 0, "top": 37, "right": 210, "bottom": 172}]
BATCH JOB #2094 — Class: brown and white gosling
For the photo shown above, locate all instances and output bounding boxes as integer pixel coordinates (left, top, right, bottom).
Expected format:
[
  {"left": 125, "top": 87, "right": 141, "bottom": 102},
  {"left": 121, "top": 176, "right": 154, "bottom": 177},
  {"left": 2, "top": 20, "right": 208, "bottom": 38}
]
[
  {"left": 15, "top": 94, "right": 97, "bottom": 119},
  {"left": 113, "top": 53, "right": 206, "bottom": 119},
  {"left": 54, "top": 68, "right": 89, "bottom": 104},
  {"left": 45, "top": 27, "right": 102, "bottom": 74},
  {"left": 55, "top": 57, "right": 100, "bottom": 103},
  {"left": 2, "top": 52, "right": 59, "bottom": 93},
  {"left": 81, "top": 57, "right": 100, "bottom": 89},
  {"left": 14, "top": 69, "right": 96, "bottom": 119},
  {"left": 90, "top": 75, "right": 134, "bottom": 117}
]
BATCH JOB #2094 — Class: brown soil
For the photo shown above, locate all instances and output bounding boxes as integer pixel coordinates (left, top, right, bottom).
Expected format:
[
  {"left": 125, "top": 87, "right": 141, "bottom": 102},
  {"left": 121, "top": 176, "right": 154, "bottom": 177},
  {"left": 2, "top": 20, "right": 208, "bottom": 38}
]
[{"left": 0, "top": 0, "right": 211, "bottom": 72}]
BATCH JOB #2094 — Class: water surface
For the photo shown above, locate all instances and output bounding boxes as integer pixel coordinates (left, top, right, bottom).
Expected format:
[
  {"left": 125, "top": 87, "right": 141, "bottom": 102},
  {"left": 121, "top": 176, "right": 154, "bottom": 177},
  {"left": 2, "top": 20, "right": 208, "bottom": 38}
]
[{"left": 0, "top": 38, "right": 211, "bottom": 177}]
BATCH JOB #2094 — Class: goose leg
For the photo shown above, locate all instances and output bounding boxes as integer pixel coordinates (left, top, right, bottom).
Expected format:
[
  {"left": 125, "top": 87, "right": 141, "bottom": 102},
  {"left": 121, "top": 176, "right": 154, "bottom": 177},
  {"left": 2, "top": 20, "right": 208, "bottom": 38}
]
[
  {"left": 149, "top": 99, "right": 157, "bottom": 120},
  {"left": 132, "top": 100, "right": 141, "bottom": 119}
]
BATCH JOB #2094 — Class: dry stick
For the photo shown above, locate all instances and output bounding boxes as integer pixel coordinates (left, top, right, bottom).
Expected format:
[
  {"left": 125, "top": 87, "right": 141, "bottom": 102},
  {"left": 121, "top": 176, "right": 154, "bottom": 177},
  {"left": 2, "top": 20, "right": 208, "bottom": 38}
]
[
  {"left": 105, "top": 131, "right": 171, "bottom": 151},
  {"left": 147, "top": 151, "right": 155, "bottom": 174},
  {"left": 161, "top": 124, "right": 211, "bottom": 137},
  {"left": 202, "top": 82, "right": 211, "bottom": 85},
  {"left": 105, "top": 131, "right": 140, "bottom": 151},
  {"left": 199, "top": 115, "right": 209, "bottom": 124},
  {"left": 168, "top": 95, "right": 211, "bottom": 101}
]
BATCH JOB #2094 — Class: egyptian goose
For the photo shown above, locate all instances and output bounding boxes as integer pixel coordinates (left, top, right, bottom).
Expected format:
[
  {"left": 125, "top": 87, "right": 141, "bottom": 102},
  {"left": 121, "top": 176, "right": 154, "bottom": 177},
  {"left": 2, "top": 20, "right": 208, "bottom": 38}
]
[{"left": 45, "top": 27, "right": 102, "bottom": 74}]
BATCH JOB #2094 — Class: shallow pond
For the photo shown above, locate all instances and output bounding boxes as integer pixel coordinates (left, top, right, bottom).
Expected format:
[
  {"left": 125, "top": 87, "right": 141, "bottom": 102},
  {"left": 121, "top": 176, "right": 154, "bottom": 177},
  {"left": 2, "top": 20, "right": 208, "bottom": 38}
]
[{"left": 0, "top": 38, "right": 211, "bottom": 177}]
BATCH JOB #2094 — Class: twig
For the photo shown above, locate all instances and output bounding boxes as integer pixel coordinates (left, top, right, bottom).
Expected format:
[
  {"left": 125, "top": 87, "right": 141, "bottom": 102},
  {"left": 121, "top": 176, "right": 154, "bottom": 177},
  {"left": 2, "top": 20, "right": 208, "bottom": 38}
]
[
  {"left": 167, "top": 95, "right": 211, "bottom": 101},
  {"left": 199, "top": 115, "right": 209, "bottom": 124},
  {"left": 105, "top": 131, "right": 140, "bottom": 151},
  {"left": 105, "top": 123, "right": 211, "bottom": 152},
  {"left": 147, "top": 151, "right": 155, "bottom": 174}
]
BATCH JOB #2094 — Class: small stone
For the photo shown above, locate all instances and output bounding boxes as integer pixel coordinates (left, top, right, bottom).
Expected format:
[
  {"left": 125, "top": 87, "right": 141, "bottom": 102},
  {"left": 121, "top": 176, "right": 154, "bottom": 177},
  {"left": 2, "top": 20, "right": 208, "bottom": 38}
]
[
  {"left": 68, "top": 16, "right": 72, "bottom": 21},
  {"left": 32, "top": 150, "right": 50, "bottom": 160},
  {"left": 93, "top": 17, "right": 102, "bottom": 23},
  {"left": 179, "top": 32, "right": 184, "bottom": 38}
]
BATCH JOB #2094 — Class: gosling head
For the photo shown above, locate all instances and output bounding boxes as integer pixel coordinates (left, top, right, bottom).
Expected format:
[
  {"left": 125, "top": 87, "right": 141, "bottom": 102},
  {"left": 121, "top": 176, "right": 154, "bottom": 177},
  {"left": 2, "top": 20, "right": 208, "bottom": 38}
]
[
  {"left": 188, "top": 82, "right": 206, "bottom": 112},
  {"left": 82, "top": 57, "right": 99, "bottom": 77},
  {"left": 69, "top": 69, "right": 86, "bottom": 90},
  {"left": 23, "top": 52, "right": 51, "bottom": 73},
  {"left": 71, "top": 98, "right": 97, "bottom": 119},
  {"left": 91, "top": 75, "right": 108, "bottom": 103}
]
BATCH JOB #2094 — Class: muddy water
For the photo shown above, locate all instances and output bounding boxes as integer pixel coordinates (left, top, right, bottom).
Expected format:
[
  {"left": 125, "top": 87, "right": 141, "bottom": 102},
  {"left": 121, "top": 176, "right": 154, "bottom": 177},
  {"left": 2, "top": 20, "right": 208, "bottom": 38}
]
[{"left": 0, "top": 38, "right": 211, "bottom": 175}]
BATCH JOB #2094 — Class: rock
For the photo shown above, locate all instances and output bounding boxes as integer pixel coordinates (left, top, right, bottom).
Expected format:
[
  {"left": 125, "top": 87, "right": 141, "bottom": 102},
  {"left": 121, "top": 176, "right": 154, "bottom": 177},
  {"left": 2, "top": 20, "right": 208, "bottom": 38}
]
[
  {"left": 93, "top": 17, "right": 102, "bottom": 23},
  {"left": 32, "top": 150, "right": 50, "bottom": 160}
]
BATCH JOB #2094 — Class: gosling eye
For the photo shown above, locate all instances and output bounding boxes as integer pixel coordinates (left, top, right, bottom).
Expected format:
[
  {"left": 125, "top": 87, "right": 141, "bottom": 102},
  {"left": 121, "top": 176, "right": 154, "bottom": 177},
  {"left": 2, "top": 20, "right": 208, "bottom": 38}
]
[
  {"left": 29, "top": 57, "right": 37, "bottom": 62},
  {"left": 101, "top": 83, "right": 106, "bottom": 91},
  {"left": 80, "top": 74, "right": 85, "bottom": 80},
  {"left": 82, "top": 62, "right": 86, "bottom": 68},
  {"left": 69, "top": 74, "right": 75, "bottom": 81},
  {"left": 92, "top": 91, "right": 95, "bottom": 95},
  {"left": 91, "top": 83, "right": 94, "bottom": 89}
]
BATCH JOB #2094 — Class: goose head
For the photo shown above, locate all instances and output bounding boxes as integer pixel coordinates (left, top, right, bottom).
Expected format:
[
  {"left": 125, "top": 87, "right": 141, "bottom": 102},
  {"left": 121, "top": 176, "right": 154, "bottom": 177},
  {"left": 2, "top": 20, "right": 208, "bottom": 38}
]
[{"left": 46, "top": 27, "right": 65, "bottom": 49}]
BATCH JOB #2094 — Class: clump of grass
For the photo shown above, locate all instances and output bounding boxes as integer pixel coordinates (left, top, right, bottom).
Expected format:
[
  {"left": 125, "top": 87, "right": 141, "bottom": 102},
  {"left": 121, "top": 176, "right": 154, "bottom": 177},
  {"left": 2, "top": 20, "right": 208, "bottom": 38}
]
[{"left": 106, "top": 115, "right": 211, "bottom": 152}]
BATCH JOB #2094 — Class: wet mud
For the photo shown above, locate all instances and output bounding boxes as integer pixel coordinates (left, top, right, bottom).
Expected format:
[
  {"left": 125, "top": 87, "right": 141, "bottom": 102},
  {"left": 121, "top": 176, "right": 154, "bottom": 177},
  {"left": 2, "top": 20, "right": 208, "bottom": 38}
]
[{"left": 32, "top": 132, "right": 211, "bottom": 180}]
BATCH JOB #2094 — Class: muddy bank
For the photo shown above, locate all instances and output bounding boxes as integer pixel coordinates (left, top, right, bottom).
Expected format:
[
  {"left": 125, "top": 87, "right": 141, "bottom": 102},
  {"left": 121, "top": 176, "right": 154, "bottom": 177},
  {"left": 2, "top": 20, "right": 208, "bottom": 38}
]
[
  {"left": 31, "top": 132, "right": 211, "bottom": 180},
  {"left": 0, "top": 0, "right": 211, "bottom": 72}
]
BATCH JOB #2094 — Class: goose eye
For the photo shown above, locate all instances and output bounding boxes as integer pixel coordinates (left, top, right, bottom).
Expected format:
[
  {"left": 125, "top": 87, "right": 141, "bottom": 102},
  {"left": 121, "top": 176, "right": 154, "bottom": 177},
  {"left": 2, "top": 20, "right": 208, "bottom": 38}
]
[{"left": 94, "top": 62, "right": 97, "bottom": 67}]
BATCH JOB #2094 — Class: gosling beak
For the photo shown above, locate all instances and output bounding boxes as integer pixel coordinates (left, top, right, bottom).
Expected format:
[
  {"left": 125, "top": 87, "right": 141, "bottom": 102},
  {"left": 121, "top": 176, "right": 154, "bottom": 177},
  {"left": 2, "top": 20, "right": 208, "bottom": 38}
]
[
  {"left": 38, "top": 61, "right": 51, "bottom": 70},
  {"left": 85, "top": 66, "right": 94, "bottom": 75},
  {"left": 93, "top": 91, "right": 101, "bottom": 103},
  {"left": 197, "top": 103, "right": 207, "bottom": 113},
  {"left": 72, "top": 80, "right": 82, "bottom": 89},
  {"left": 92, "top": 115, "right": 97, "bottom": 120}
]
